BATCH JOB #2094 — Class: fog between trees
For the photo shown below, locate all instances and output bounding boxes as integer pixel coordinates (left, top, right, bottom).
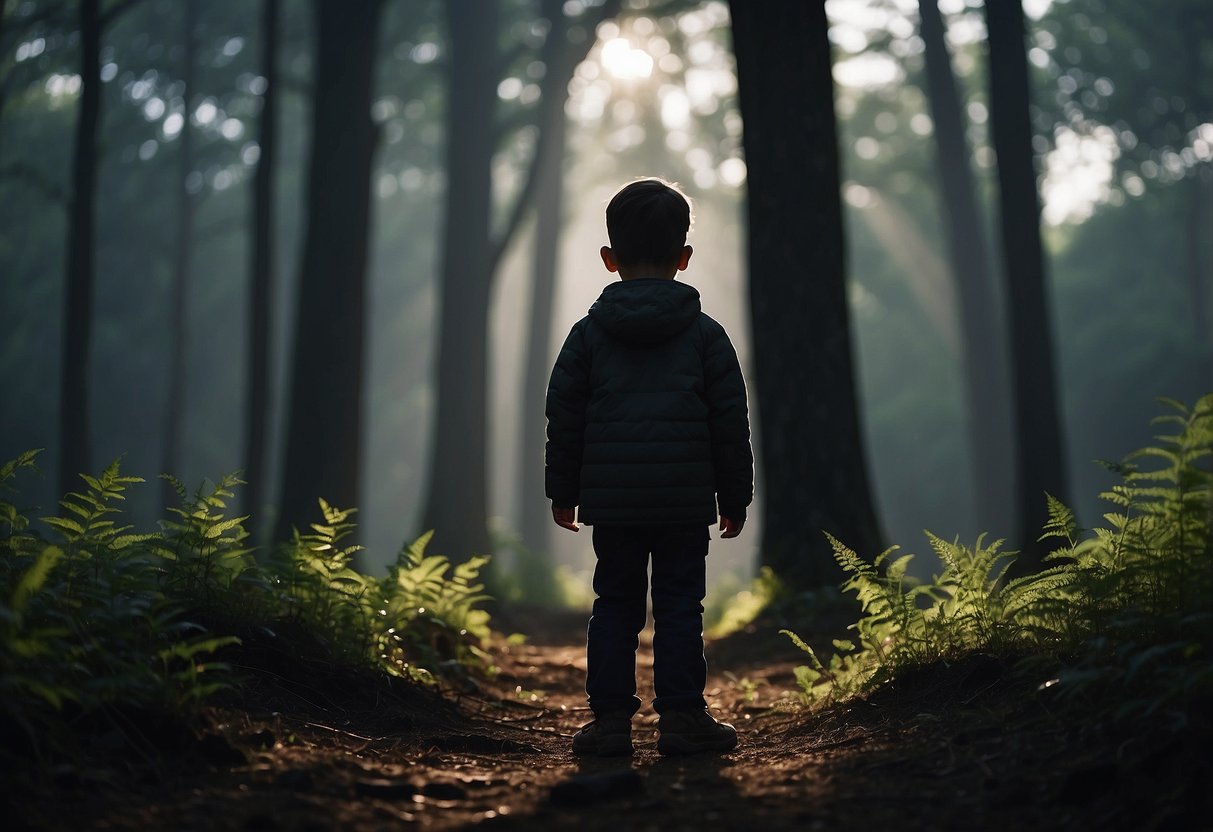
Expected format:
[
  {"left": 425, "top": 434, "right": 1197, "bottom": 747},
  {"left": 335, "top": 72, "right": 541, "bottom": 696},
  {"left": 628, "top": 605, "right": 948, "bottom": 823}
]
[{"left": 0, "top": 0, "right": 1208, "bottom": 595}]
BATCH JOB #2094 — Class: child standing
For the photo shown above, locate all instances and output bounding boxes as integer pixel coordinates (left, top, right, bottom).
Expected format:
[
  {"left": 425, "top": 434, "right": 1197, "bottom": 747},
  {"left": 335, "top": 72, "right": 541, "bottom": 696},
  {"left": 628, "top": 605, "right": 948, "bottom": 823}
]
[{"left": 545, "top": 178, "right": 754, "bottom": 756}]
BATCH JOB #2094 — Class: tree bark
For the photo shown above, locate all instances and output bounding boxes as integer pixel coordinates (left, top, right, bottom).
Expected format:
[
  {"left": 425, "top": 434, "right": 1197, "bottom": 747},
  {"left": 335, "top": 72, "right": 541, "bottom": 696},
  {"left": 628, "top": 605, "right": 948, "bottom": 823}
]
[
  {"left": 58, "top": 0, "right": 101, "bottom": 498},
  {"left": 1183, "top": 23, "right": 1213, "bottom": 386},
  {"left": 243, "top": 0, "right": 279, "bottom": 530},
  {"left": 918, "top": 0, "right": 1014, "bottom": 532},
  {"left": 161, "top": 0, "right": 198, "bottom": 509},
  {"left": 421, "top": 1, "right": 499, "bottom": 561},
  {"left": 0, "top": 4, "right": 9, "bottom": 166},
  {"left": 985, "top": 0, "right": 1069, "bottom": 569},
  {"left": 275, "top": 0, "right": 382, "bottom": 541},
  {"left": 1185, "top": 176, "right": 1212, "bottom": 385},
  {"left": 729, "top": 1, "right": 884, "bottom": 588},
  {"left": 517, "top": 0, "right": 622, "bottom": 581}
]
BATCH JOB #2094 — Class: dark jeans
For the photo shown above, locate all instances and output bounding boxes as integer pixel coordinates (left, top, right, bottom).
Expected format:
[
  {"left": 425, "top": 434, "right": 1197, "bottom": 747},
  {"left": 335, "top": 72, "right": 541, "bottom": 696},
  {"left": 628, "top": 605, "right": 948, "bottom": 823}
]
[{"left": 586, "top": 524, "right": 709, "bottom": 716}]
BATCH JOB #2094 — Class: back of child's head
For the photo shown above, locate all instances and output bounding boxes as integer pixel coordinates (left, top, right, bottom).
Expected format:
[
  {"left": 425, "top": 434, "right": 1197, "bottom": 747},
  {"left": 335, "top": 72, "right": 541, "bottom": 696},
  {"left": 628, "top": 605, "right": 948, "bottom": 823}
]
[{"left": 605, "top": 178, "right": 693, "bottom": 269}]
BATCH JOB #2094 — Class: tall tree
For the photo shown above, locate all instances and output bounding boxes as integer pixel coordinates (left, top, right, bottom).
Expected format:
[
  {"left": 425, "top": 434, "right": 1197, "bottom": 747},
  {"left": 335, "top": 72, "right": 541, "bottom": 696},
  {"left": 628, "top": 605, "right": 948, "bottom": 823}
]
[
  {"left": 917, "top": 0, "right": 1013, "bottom": 531},
  {"left": 275, "top": 0, "right": 383, "bottom": 541},
  {"left": 729, "top": 1, "right": 883, "bottom": 589},
  {"left": 985, "top": 0, "right": 1068, "bottom": 568},
  {"left": 517, "top": 0, "right": 623, "bottom": 577},
  {"left": 243, "top": 0, "right": 279, "bottom": 529},
  {"left": 161, "top": 0, "right": 199, "bottom": 508},
  {"left": 57, "top": 0, "right": 101, "bottom": 499},
  {"left": 422, "top": 0, "right": 625, "bottom": 564},
  {"left": 1181, "top": 20, "right": 1212, "bottom": 384},
  {"left": 421, "top": 1, "right": 499, "bottom": 561}
]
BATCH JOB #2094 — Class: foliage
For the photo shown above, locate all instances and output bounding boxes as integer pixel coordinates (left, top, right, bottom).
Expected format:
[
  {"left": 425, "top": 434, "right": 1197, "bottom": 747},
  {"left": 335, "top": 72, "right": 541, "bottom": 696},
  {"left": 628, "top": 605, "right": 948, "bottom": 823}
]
[
  {"left": 784, "top": 394, "right": 1213, "bottom": 725},
  {"left": 704, "top": 566, "right": 782, "bottom": 639},
  {"left": 266, "top": 500, "right": 375, "bottom": 666},
  {"left": 0, "top": 455, "right": 494, "bottom": 768},
  {"left": 377, "top": 530, "right": 492, "bottom": 680},
  {"left": 1, "top": 455, "right": 242, "bottom": 764},
  {"left": 487, "top": 523, "right": 566, "bottom": 607}
]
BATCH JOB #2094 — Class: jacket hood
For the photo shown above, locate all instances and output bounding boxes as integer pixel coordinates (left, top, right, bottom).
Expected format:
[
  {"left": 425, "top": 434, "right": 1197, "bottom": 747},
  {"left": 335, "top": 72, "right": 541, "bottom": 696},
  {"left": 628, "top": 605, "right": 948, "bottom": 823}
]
[{"left": 587, "top": 278, "right": 701, "bottom": 345}]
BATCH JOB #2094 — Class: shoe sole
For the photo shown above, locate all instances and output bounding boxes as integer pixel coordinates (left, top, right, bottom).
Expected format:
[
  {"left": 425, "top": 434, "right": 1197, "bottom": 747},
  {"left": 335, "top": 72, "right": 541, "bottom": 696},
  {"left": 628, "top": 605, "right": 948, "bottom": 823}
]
[{"left": 656, "top": 734, "right": 737, "bottom": 756}]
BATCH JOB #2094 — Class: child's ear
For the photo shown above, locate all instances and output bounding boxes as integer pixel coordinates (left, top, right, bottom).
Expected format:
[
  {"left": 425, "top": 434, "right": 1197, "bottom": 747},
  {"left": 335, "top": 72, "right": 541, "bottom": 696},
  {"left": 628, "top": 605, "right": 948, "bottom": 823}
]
[
  {"left": 600, "top": 246, "right": 619, "bottom": 273},
  {"left": 676, "top": 245, "right": 693, "bottom": 271}
]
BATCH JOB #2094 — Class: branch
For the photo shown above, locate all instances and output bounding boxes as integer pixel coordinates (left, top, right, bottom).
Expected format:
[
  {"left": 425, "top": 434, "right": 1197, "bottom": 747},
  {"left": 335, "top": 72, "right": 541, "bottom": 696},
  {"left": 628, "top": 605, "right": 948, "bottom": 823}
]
[
  {"left": 487, "top": 121, "right": 547, "bottom": 277},
  {"left": 486, "top": 0, "right": 623, "bottom": 275}
]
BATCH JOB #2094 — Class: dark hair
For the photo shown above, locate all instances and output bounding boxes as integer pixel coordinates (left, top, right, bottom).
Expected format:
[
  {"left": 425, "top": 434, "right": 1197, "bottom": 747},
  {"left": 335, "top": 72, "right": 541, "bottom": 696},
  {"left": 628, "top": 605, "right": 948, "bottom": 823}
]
[{"left": 605, "top": 178, "right": 693, "bottom": 269}]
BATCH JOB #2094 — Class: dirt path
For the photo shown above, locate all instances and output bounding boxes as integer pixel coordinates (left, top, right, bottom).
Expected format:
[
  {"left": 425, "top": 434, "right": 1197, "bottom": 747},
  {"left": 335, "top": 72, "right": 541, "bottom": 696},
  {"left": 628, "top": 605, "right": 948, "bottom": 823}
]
[{"left": 22, "top": 615, "right": 1203, "bottom": 831}]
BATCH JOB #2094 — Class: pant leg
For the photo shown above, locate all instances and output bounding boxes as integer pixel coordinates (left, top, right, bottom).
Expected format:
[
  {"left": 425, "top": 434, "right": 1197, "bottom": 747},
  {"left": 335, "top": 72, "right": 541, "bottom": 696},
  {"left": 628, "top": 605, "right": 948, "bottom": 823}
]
[
  {"left": 586, "top": 525, "right": 650, "bottom": 716},
  {"left": 649, "top": 524, "right": 709, "bottom": 714}
]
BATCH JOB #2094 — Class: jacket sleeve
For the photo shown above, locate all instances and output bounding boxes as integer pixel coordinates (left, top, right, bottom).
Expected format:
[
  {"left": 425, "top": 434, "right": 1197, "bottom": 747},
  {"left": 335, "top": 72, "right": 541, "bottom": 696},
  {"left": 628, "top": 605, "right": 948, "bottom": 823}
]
[
  {"left": 545, "top": 320, "right": 591, "bottom": 508},
  {"left": 704, "top": 321, "right": 754, "bottom": 522}
]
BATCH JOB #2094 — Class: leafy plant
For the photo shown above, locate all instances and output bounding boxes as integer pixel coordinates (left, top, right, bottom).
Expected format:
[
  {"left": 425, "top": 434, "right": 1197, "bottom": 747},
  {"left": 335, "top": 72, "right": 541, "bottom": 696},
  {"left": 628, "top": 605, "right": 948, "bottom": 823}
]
[
  {"left": 155, "top": 473, "right": 255, "bottom": 603},
  {"left": 1, "top": 459, "right": 242, "bottom": 764},
  {"left": 377, "top": 531, "right": 492, "bottom": 680},
  {"left": 704, "top": 566, "right": 783, "bottom": 639},
  {"left": 784, "top": 393, "right": 1213, "bottom": 726},
  {"left": 268, "top": 499, "right": 376, "bottom": 663},
  {"left": 0, "top": 455, "right": 497, "bottom": 772}
]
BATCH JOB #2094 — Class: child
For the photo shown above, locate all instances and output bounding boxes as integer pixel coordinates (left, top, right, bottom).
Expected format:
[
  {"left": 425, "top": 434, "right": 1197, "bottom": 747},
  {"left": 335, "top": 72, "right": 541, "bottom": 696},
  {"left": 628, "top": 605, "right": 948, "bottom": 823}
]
[{"left": 545, "top": 178, "right": 754, "bottom": 756}]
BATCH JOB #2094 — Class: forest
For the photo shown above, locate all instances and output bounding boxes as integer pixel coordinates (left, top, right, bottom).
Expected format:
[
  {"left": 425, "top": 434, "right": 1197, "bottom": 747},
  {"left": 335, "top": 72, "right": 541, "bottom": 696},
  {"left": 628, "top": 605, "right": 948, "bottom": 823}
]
[{"left": 1, "top": 0, "right": 1210, "bottom": 829}]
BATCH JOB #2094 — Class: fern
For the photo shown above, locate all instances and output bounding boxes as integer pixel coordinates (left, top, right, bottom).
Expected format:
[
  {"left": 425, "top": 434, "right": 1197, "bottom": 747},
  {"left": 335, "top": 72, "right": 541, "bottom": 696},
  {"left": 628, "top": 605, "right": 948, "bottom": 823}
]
[
  {"left": 1, "top": 460, "right": 244, "bottom": 768},
  {"left": 784, "top": 394, "right": 1213, "bottom": 722},
  {"left": 1039, "top": 492, "right": 1078, "bottom": 549},
  {"left": 0, "top": 454, "right": 497, "bottom": 775},
  {"left": 377, "top": 531, "right": 492, "bottom": 679},
  {"left": 155, "top": 472, "right": 254, "bottom": 605},
  {"left": 269, "top": 500, "right": 375, "bottom": 662},
  {"left": 0, "top": 449, "right": 41, "bottom": 538}
]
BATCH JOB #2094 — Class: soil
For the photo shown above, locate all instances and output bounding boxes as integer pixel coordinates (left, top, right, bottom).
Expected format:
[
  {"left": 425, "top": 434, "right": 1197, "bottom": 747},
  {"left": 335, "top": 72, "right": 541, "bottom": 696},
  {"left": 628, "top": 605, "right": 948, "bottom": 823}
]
[{"left": 10, "top": 607, "right": 1210, "bottom": 831}]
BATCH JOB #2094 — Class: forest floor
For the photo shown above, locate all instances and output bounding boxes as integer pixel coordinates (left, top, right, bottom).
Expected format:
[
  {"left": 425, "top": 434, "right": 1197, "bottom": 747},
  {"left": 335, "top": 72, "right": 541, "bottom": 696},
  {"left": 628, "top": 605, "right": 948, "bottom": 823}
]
[{"left": 13, "top": 606, "right": 1210, "bottom": 832}]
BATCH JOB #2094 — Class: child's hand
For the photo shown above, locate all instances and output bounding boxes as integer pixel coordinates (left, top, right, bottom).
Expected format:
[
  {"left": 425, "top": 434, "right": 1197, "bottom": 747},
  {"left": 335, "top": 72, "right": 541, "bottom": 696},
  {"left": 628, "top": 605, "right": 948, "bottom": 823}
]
[
  {"left": 719, "top": 516, "right": 744, "bottom": 539},
  {"left": 552, "top": 504, "right": 579, "bottom": 532}
]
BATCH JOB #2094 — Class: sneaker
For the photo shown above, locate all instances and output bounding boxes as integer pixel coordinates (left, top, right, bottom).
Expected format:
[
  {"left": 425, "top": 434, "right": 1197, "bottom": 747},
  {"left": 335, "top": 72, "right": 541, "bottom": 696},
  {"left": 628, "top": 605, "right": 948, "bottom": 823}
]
[
  {"left": 656, "top": 709, "right": 738, "bottom": 756},
  {"left": 571, "top": 711, "right": 633, "bottom": 757}
]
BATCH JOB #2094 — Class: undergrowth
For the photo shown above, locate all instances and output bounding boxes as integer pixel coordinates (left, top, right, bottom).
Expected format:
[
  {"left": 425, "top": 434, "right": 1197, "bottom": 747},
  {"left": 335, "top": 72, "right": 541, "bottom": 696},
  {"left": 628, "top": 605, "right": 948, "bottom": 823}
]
[
  {"left": 0, "top": 457, "right": 492, "bottom": 768},
  {"left": 704, "top": 566, "right": 783, "bottom": 638},
  {"left": 784, "top": 394, "right": 1213, "bottom": 728}
]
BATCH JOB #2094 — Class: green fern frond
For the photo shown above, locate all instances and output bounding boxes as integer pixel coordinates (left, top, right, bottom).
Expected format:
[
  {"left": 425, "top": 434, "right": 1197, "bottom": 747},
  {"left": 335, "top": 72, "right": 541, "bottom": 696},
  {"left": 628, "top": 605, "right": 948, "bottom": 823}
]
[{"left": 1040, "top": 493, "right": 1078, "bottom": 545}]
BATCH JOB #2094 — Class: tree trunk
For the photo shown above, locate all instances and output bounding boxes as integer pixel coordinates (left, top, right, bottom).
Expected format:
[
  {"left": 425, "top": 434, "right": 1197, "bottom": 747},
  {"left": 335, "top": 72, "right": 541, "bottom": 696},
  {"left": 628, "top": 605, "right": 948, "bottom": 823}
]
[
  {"left": 58, "top": 0, "right": 100, "bottom": 498},
  {"left": 516, "top": 0, "right": 621, "bottom": 588},
  {"left": 275, "top": 0, "right": 382, "bottom": 542},
  {"left": 516, "top": 25, "right": 566, "bottom": 575},
  {"left": 1183, "top": 23, "right": 1213, "bottom": 386},
  {"left": 420, "top": 1, "right": 499, "bottom": 561},
  {"left": 985, "top": 0, "right": 1069, "bottom": 569},
  {"left": 1185, "top": 176, "right": 1213, "bottom": 385},
  {"left": 161, "top": 0, "right": 198, "bottom": 509},
  {"left": 517, "top": 131, "right": 564, "bottom": 572},
  {"left": 243, "top": 0, "right": 279, "bottom": 530},
  {"left": 918, "top": 0, "right": 1014, "bottom": 532},
  {"left": 729, "top": 1, "right": 884, "bottom": 589},
  {"left": 0, "top": 5, "right": 9, "bottom": 165}
]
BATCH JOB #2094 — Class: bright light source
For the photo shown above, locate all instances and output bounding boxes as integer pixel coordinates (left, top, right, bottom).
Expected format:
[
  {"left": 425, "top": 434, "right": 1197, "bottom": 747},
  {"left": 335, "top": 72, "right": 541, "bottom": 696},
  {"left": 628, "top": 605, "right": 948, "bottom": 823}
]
[{"left": 600, "top": 38, "right": 653, "bottom": 81}]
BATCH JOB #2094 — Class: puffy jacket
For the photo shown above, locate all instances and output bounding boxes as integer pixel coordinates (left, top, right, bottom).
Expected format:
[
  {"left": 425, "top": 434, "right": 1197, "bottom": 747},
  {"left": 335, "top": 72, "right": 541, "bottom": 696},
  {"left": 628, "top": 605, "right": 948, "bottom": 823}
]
[{"left": 545, "top": 278, "right": 753, "bottom": 526}]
